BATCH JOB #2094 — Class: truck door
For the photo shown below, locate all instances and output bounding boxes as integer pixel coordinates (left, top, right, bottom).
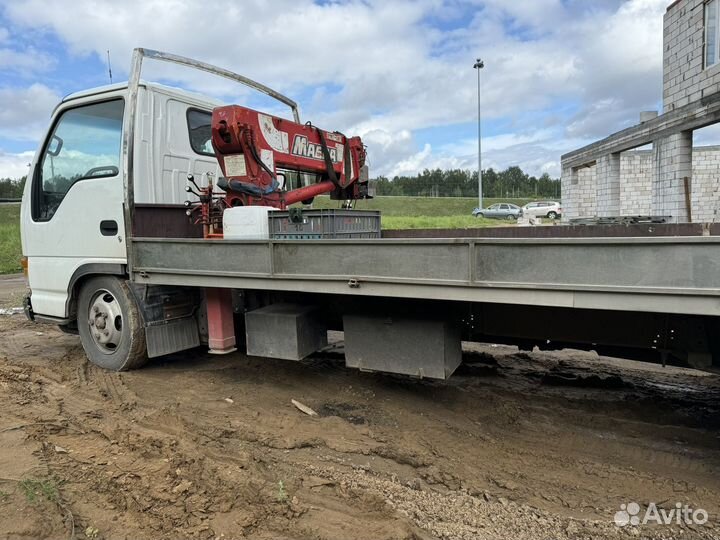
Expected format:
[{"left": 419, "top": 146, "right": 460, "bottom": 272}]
[{"left": 21, "top": 96, "right": 126, "bottom": 319}]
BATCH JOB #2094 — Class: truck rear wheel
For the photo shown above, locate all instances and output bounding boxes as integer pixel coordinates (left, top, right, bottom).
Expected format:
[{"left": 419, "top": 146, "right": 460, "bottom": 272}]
[{"left": 77, "top": 276, "right": 147, "bottom": 371}]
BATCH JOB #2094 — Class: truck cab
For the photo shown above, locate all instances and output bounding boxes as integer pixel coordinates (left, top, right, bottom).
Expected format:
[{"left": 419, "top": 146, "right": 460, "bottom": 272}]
[
  {"left": 21, "top": 82, "right": 220, "bottom": 322},
  {"left": 20, "top": 80, "right": 230, "bottom": 369}
]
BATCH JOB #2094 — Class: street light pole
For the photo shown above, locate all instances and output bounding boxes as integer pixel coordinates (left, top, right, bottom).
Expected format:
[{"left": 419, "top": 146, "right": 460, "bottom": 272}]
[{"left": 473, "top": 58, "right": 484, "bottom": 210}]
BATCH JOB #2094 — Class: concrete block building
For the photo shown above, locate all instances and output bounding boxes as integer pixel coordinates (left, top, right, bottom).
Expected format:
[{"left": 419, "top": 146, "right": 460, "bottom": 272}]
[{"left": 561, "top": 0, "right": 720, "bottom": 222}]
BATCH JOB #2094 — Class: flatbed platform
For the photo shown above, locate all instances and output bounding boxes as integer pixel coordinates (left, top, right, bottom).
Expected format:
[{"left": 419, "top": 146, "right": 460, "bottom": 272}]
[{"left": 131, "top": 228, "right": 720, "bottom": 317}]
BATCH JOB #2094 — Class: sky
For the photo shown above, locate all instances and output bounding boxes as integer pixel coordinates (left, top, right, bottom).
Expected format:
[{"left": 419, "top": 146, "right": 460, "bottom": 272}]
[{"left": 0, "top": 0, "right": 679, "bottom": 181}]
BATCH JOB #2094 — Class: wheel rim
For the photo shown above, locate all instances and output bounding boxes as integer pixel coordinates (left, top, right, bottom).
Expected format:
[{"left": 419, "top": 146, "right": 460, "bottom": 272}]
[{"left": 87, "top": 289, "right": 124, "bottom": 354}]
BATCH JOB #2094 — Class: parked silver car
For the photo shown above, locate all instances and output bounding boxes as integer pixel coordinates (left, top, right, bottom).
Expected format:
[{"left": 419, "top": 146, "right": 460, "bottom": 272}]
[
  {"left": 522, "top": 201, "right": 563, "bottom": 219},
  {"left": 472, "top": 203, "right": 522, "bottom": 220}
]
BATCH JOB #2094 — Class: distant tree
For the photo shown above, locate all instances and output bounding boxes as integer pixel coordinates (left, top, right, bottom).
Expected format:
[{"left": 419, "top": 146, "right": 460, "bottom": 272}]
[
  {"left": 369, "top": 167, "right": 559, "bottom": 198},
  {"left": 0, "top": 176, "right": 26, "bottom": 198}
]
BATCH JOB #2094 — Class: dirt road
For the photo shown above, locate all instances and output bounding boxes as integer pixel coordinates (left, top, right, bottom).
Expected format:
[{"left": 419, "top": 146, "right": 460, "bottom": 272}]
[
  {"left": 0, "top": 273, "right": 25, "bottom": 310},
  {"left": 0, "top": 283, "right": 719, "bottom": 538}
]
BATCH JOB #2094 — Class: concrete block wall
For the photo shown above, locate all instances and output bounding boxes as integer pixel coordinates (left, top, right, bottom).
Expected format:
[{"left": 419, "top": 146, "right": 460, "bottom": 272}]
[
  {"left": 692, "top": 145, "right": 720, "bottom": 220},
  {"left": 619, "top": 151, "right": 653, "bottom": 215},
  {"left": 664, "top": 0, "right": 720, "bottom": 112},
  {"left": 562, "top": 145, "right": 720, "bottom": 221},
  {"left": 577, "top": 167, "right": 598, "bottom": 217},
  {"left": 561, "top": 165, "right": 596, "bottom": 219},
  {"left": 596, "top": 153, "right": 621, "bottom": 216}
]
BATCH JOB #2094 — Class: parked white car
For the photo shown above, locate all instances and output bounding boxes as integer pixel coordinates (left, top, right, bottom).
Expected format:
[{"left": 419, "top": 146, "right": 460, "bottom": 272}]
[{"left": 522, "top": 201, "right": 562, "bottom": 219}]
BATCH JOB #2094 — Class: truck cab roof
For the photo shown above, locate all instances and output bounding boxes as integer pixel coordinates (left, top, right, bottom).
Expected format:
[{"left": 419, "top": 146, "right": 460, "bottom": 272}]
[{"left": 61, "top": 81, "right": 223, "bottom": 109}]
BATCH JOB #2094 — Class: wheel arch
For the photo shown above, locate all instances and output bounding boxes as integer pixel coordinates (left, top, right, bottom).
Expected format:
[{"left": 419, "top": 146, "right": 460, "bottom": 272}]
[{"left": 66, "top": 263, "right": 127, "bottom": 321}]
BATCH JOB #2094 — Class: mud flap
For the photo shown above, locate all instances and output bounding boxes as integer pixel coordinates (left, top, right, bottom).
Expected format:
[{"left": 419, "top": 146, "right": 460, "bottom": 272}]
[
  {"left": 23, "top": 293, "right": 34, "bottom": 321},
  {"left": 145, "top": 317, "right": 200, "bottom": 358},
  {"left": 130, "top": 284, "right": 201, "bottom": 358}
]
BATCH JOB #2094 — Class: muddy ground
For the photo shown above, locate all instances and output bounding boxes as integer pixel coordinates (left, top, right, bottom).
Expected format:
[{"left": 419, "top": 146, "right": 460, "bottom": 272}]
[{"left": 1, "top": 277, "right": 719, "bottom": 539}]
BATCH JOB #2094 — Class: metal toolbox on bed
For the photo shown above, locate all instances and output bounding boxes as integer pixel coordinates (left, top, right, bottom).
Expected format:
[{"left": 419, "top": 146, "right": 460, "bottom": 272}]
[{"left": 268, "top": 209, "right": 381, "bottom": 239}]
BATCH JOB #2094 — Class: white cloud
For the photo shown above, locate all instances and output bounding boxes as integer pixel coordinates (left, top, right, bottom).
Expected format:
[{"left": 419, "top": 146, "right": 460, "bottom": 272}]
[
  {"left": 3, "top": 0, "right": 430, "bottom": 92},
  {"left": 0, "top": 83, "right": 61, "bottom": 140},
  {"left": 0, "top": 150, "right": 33, "bottom": 180},
  {"left": 0, "top": 46, "right": 55, "bottom": 74},
  {"left": 0, "top": 24, "right": 56, "bottom": 74},
  {"left": 361, "top": 128, "right": 417, "bottom": 173},
  {"left": 364, "top": 125, "right": 588, "bottom": 178},
  {"left": 0, "top": 0, "right": 672, "bottom": 179},
  {"left": 327, "top": 0, "right": 668, "bottom": 175}
]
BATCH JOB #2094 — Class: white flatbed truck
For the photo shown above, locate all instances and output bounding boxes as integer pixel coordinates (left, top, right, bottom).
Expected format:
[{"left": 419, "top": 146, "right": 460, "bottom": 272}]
[{"left": 19, "top": 49, "right": 720, "bottom": 377}]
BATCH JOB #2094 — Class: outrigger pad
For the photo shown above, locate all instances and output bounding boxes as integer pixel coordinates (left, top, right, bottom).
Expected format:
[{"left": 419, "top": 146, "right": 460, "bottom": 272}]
[
  {"left": 343, "top": 315, "right": 462, "bottom": 380},
  {"left": 245, "top": 303, "right": 327, "bottom": 361}
]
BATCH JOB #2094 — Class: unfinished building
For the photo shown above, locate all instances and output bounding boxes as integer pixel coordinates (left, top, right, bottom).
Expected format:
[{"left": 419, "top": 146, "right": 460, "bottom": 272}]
[{"left": 561, "top": 0, "right": 720, "bottom": 222}]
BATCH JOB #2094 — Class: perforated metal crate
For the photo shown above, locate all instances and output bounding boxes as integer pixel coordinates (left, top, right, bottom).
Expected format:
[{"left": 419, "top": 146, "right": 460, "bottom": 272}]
[{"left": 269, "top": 209, "right": 381, "bottom": 239}]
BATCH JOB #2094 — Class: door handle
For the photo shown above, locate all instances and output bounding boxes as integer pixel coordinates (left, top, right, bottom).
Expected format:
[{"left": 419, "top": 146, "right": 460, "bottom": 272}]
[{"left": 100, "top": 220, "right": 118, "bottom": 236}]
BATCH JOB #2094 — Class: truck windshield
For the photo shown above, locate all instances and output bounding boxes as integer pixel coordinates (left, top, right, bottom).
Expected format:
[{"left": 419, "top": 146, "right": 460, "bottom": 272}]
[{"left": 34, "top": 99, "right": 124, "bottom": 221}]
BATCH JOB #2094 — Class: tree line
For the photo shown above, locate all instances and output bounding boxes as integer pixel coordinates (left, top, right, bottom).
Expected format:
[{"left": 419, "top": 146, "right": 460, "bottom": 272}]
[
  {"left": 371, "top": 167, "right": 560, "bottom": 199},
  {"left": 0, "top": 166, "right": 562, "bottom": 200},
  {"left": 0, "top": 177, "right": 26, "bottom": 199}
]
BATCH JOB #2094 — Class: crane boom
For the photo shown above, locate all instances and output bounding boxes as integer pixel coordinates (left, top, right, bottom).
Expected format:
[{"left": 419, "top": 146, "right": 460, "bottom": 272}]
[{"left": 211, "top": 104, "right": 368, "bottom": 208}]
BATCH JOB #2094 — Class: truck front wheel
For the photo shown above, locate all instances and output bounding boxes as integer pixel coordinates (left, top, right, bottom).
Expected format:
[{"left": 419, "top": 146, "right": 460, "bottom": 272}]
[{"left": 77, "top": 276, "right": 147, "bottom": 371}]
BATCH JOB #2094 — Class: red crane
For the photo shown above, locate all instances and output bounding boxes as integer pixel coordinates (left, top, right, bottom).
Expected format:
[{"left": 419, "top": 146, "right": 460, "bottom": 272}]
[{"left": 211, "top": 104, "right": 369, "bottom": 208}]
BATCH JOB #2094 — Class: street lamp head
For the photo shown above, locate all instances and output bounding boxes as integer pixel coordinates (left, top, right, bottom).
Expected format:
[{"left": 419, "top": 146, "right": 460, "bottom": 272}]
[{"left": 473, "top": 58, "right": 484, "bottom": 69}]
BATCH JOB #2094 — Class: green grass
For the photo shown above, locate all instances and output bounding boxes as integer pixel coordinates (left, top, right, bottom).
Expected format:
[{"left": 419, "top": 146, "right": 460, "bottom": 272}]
[
  {"left": 19, "top": 478, "right": 60, "bottom": 504},
  {"left": 276, "top": 480, "right": 288, "bottom": 503},
  {"left": 308, "top": 195, "right": 533, "bottom": 217},
  {"left": 304, "top": 195, "right": 532, "bottom": 229},
  {"left": 381, "top": 215, "right": 502, "bottom": 229},
  {"left": 0, "top": 204, "right": 21, "bottom": 274}
]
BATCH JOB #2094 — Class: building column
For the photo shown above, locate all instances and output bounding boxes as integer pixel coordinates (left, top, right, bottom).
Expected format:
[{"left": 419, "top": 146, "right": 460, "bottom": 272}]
[
  {"left": 596, "top": 153, "right": 620, "bottom": 217},
  {"left": 652, "top": 131, "right": 692, "bottom": 222},
  {"left": 560, "top": 166, "right": 577, "bottom": 221}
]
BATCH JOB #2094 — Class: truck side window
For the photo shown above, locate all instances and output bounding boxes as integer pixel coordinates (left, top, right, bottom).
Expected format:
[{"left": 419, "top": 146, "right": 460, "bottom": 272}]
[
  {"left": 187, "top": 108, "right": 214, "bottom": 156},
  {"left": 33, "top": 99, "right": 124, "bottom": 221}
]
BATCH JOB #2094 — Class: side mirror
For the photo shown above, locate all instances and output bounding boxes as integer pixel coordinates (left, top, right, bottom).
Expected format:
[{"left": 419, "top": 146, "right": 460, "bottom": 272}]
[{"left": 47, "top": 135, "right": 63, "bottom": 157}]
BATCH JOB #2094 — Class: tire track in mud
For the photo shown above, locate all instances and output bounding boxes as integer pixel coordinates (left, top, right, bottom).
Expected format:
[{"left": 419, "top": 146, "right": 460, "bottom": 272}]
[
  {"left": 1, "top": 314, "right": 720, "bottom": 539},
  {"left": 40, "top": 411, "right": 295, "bottom": 539}
]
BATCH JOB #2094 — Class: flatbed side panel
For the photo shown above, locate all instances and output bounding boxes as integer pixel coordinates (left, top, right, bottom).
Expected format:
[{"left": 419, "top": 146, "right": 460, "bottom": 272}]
[
  {"left": 133, "top": 240, "right": 272, "bottom": 276},
  {"left": 383, "top": 223, "right": 707, "bottom": 239},
  {"left": 272, "top": 242, "right": 470, "bottom": 282},
  {"left": 130, "top": 237, "right": 720, "bottom": 316},
  {"left": 472, "top": 243, "right": 716, "bottom": 289}
]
